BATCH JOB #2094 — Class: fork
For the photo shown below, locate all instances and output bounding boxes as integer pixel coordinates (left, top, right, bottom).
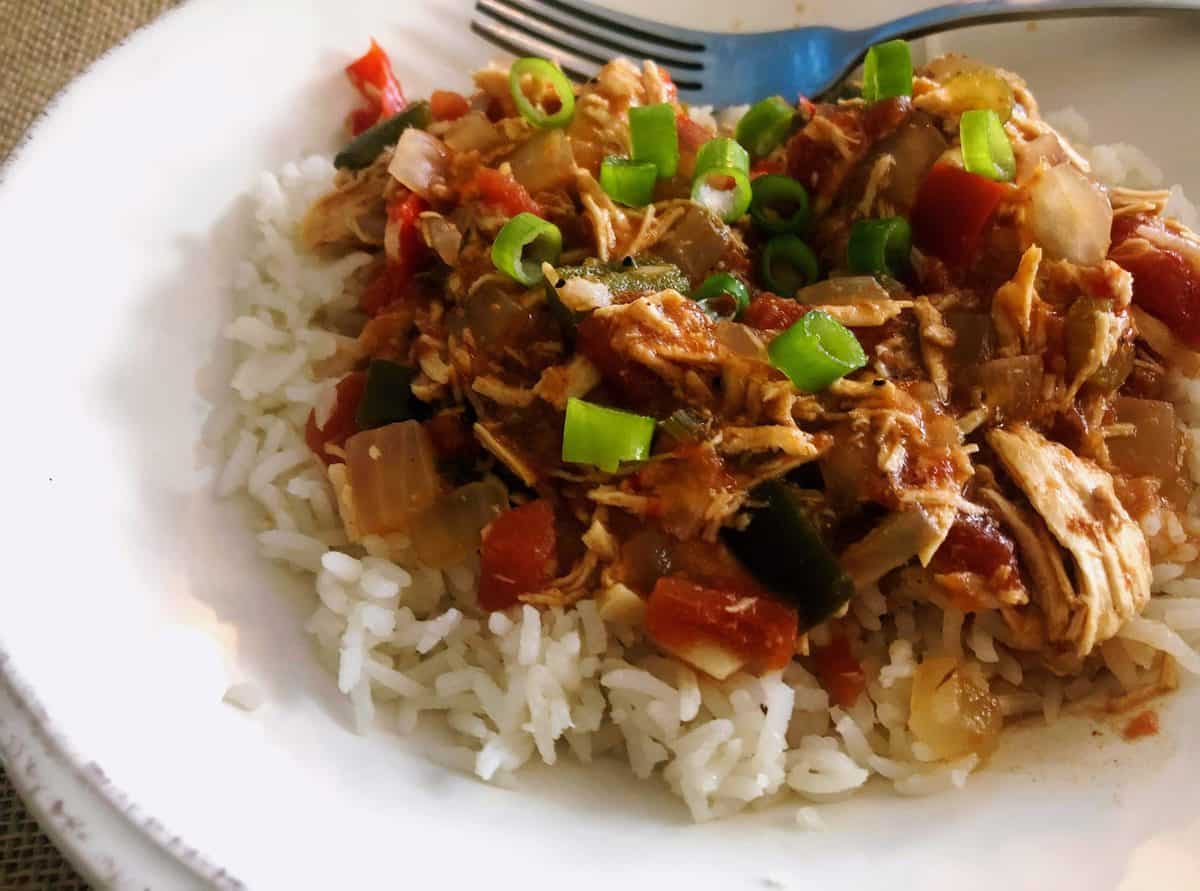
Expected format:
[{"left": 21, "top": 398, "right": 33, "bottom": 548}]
[{"left": 471, "top": 0, "right": 1200, "bottom": 106}]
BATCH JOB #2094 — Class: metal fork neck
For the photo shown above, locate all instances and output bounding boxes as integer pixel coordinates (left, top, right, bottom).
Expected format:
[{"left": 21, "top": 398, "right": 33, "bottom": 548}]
[{"left": 867, "top": 0, "right": 1200, "bottom": 45}]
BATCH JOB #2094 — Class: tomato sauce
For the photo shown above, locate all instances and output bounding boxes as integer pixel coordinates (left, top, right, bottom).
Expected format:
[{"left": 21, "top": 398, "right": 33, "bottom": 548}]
[
  {"left": 810, "top": 635, "right": 866, "bottom": 708},
  {"left": 304, "top": 371, "right": 367, "bottom": 465},
  {"left": 1123, "top": 709, "right": 1160, "bottom": 741}
]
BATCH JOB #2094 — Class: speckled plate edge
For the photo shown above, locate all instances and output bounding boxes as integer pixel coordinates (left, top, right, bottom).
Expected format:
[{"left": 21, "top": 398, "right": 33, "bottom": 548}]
[{"left": 0, "top": 4, "right": 244, "bottom": 886}]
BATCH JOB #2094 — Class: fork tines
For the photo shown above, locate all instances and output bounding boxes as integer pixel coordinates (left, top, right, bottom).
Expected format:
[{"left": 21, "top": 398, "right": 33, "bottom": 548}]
[{"left": 471, "top": 0, "right": 707, "bottom": 89}]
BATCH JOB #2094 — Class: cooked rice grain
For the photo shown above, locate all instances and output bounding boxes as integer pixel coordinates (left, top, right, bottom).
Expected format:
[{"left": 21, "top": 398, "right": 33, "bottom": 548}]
[{"left": 214, "top": 136, "right": 1200, "bottom": 824}]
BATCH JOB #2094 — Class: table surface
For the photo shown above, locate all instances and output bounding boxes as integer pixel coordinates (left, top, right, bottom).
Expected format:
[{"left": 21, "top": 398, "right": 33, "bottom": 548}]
[{"left": 0, "top": 3, "right": 178, "bottom": 886}]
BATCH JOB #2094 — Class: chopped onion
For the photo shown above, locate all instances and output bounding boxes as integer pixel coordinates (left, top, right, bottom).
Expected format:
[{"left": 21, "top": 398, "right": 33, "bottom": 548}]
[
  {"left": 388, "top": 129, "right": 448, "bottom": 199},
  {"left": 413, "top": 478, "right": 509, "bottom": 569},
  {"left": 345, "top": 421, "right": 441, "bottom": 535},
  {"left": 454, "top": 278, "right": 535, "bottom": 352},
  {"left": 974, "top": 355, "right": 1043, "bottom": 421},
  {"left": 908, "top": 656, "right": 1002, "bottom": 760},
  {"left": 797, "top": 276, "right": 890, "bottom": 306},
  {"left": 1107, "top": 397, "right": 1179, "bottom": 479},
  {"left": 1014, "top": 133, "right": 1067, "bottom": 184},
  {"left": 1027, "top": 163, "right": 1112, "bottom": 266},
  {"left": 715, "top": 319, "right": 768, "bottom": 361},
  {"left": 506, "top": 128, "right": 576, "bottom": 194},
  {"left": 418, "top": 212, "right": 463, "bottom": 265},
  {"left": 654, "top": 205, "right": 733, "bottom": 281},
  {"left": 443, "top": 111, "right": 503, "bottom": 153},
  {"left": 874, "top": 121, "right": 947, "bottom": 209}
]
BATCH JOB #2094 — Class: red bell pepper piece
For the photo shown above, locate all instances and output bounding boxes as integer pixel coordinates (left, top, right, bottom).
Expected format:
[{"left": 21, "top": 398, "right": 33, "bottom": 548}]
[
  {"left": 304, "top": 371, "right": 367, "bottom": 465},
  {"left": 344, "top": 39, "right": 407, "bottom": 136},
  {"left": 479, "top": 500, "right": 557, "bottom": 611},
  {"left": 910, "top": 163, "right": 1011, "bottom": 267}
]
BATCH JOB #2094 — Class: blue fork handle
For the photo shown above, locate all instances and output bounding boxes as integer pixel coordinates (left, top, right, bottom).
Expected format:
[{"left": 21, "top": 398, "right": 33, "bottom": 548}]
[{"left": 869, "top": 0, "right": 1200, "bottom": 44}]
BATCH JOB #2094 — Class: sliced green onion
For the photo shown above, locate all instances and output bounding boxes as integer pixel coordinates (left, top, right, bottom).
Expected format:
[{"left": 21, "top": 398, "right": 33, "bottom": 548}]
[
  {"left": 356, "top": 360, "right": 426, "bottom": 430},
  {"left": 862, "top": 39, "right": 913, "bottom": 103},
  {"left": 960, "top": 108, "right": 1016, "bottom": 182},
  {"left": 508, "top": 57, "right": 576, "bottom": 129},
  {"left": 847, "top": 217, "right": 912, "bottom": 277},
  {"left": 629, "top": 103, "right": 679, "bottom": 178},
  {"left": 760, "top": 234, "right": 819, "bottom": 296},
  {"left": 492, "top": 213, "right": 562, "bottom": 285},
  {"left": 692, "top": 273, "right": 751, "bottom": 320},
  {"left": 749, "top": 174, "right": 811, "bottom": 235},
  {"left": 768, "top": 309, "right": 867, "bottom": 392},
  {"left": 600, "top": 156, "right": 658, "bottom": 206},
  {"left": 562, "top": 397, "right": 655, "bottom": 473},
  {"left": 694, "top": 137, "right": 750, "bottom": 179},
  {"left": 691, "top": 167, "right": 752, "bottom": 222},
  {"left": 735, "top": 96, "right": 796, "bottom": 159}
]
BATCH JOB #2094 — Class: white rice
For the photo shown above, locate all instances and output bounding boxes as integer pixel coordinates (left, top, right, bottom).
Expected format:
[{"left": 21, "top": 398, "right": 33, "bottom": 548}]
[{"left": 211, "top": 124, "right": 1200, "bottom": 822}]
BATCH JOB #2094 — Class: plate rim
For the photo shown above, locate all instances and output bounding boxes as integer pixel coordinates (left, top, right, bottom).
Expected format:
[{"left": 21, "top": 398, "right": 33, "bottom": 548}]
[{"left": 0, "top": 1, "right": 243, "bottom": 886}]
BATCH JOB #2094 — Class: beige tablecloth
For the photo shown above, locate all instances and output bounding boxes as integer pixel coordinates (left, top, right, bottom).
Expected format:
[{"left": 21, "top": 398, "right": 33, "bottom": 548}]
[{"left": 0, "top": 4, "right": 179, "bottom": 886}]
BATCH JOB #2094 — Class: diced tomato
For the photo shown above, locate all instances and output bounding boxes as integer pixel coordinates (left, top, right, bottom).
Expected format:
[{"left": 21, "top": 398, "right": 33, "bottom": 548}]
[
  {"left": 479, "top": 500, "right": 557, "bottom": 610},
  {"left": 304, "top": 371, "right": 367, "bottom": 466},
  {"left": 1111, "top": 218, "right": 1200, "bottom": 347},
  {"left": 646, "top": 577, "right": 799, "bottom": 676},
  {"left": 785, "top": 104, "right": 863, "bottom": 193},
  {"left": 810, "top": 635, "right": 865, "bottom": 708},
  {"left": 467, "top": 168, "right": 542, "bottom": 218},
  {"left": 430, "top": 89, "right": 470, "bottom": 122},
  {"left": 424, "top": 411, "right": 479, "bottom": 462},
  {"left": 676, "top": 113, "right": 711, "bottom": 154},
  {"left": 344, "top": 39, "right": 407, "bottom": 135},
  {"left": 360, "top": 193, "right": 432, "bottom": 316},
  {"left": 911, "top": 163, "right": 1011, "bottom": 267},
  {"left": 931, "top": 511, "right": 1020, "bottom": 581},
  {"left": 862, "top": 95, "right": 912, "bottom": 142},
  {"left": 742, "top": 293, "right": 810, "bottom": 331}
]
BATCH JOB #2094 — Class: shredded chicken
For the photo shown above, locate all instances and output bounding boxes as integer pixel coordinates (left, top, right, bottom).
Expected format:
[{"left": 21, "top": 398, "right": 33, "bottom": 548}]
[{"left": 988, "top": 425, "right": 1151, "bottom": 660}]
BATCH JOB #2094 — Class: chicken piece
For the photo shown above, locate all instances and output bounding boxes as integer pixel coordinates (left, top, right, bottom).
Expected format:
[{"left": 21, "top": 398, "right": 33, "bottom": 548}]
[
  {"left": 840, "top": 504, "right": 957, "bottom": 590},
  {"left": 1130, "top": 306, "right": 1200, "bottom": 377},
  {"left": 588, "top": 289, "right": 724, "bottom": 398},
  {"left": 718, "top": 425, "right": 824, "bottom": 459},
  {"left": 821, "top": 380, "right": 973, "bottom": 517},
  {"left": 417, "top": 211, "right": 462, "bottom": 265},
  {"left": 300, "top": 154, "right": 392, "bottom": 249},
  {"left": 802, "top": 276, "right": 910, "bottom": 328},
  {"left": 979, "top": 487, "right": 1073, "bottom": 644},
  {"left": 575, "top": 167, "right": 634, "bottom": 262},
  {"left": 987, "top": 424, "right": 1151, "bottom": 659},
  {"left": 912, "top": 296, "right": 955, "bottom": 400},
  {"left": 992, "top": 245, "right": 1041, "bottom": 357},
  {"left": 474, "top": 421, "right": 539, "bottom": 486},
  {"left": 533, "top": 355, "right": 602, "bottom": 410}
]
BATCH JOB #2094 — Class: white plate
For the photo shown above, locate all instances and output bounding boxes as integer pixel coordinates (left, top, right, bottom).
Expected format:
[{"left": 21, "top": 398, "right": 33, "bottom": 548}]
[{"left": 1, "top": 2, "right": 1199, "bottom": 888}]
